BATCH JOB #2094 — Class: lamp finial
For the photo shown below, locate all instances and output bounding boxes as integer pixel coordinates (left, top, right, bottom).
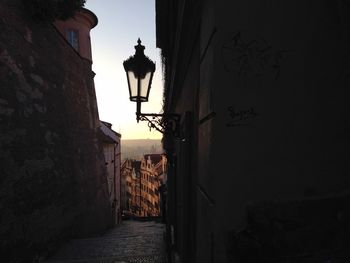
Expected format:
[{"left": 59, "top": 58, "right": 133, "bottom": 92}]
[{"left": 134, "top": 38, "right": 145, "bottom": 54}]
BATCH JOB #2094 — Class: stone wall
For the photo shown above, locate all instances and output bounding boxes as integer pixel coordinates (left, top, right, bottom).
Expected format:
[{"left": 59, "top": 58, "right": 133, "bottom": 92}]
[{"left": 0, "top": 1, "right": 113, "bottom": 262}]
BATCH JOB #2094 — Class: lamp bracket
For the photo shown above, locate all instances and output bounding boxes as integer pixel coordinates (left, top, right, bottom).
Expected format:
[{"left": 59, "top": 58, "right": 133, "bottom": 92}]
[{"left": 137, "top": 113, "right": 181, "bottom": 138}]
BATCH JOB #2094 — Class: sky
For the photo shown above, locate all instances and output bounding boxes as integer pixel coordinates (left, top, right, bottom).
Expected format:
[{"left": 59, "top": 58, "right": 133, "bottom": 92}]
[{"left": 84, "top": 0, "right": 163, "bottom": 140}]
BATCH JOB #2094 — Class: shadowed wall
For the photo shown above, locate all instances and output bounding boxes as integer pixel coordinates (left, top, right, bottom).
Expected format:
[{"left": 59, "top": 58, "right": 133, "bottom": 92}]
[
  {"left": 0, "top": 1, "right": 113, "bottom": 261},
  {"left": 156, "top": 0, "right": 350, "bottom": 262}
]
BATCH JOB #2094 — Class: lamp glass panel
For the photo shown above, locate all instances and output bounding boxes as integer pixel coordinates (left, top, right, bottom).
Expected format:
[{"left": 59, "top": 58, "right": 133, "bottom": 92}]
[
  {"left": 127, "top": 71, "right": 138, "bottom": 98},
  {"left": 139, "top": 71, "right": 151, "bottom": 101}
]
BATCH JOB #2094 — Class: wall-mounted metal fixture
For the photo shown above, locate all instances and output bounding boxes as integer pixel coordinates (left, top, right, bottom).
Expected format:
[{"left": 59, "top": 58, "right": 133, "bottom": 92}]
[{"left": 123, "top": 38, "right": 180, "bottom": 137}]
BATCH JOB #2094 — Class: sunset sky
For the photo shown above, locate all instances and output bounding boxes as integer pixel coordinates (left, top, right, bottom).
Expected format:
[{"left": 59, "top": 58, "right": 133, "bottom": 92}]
[{"left": 85, "top": 0, "right": 163, "bottom": 140}]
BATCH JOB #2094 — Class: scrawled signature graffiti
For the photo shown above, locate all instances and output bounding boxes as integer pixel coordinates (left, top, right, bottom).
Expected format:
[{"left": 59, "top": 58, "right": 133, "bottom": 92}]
[{"left": 226, "top": 106, "right": 258, "bottom": 127}]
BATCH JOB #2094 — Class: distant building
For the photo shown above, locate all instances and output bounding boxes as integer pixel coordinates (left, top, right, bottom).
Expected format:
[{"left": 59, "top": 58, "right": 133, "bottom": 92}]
[
  {"left": 121, "top": 159, "right": 130, "bottom": 213},
  {"left": 155, "top": 155, "right": 167, "bottom": 221},
  {"left": 121, "top": 159, "right": 141, "bottom": 216},
  {"left": 130, "top": 160, "right": 141, "bottom": 215},
  {"left": 121, "top": 154, "right": 167, "bottom": 217},
  {"left": 140, "top": 154, "right": 159, "bottom": 217},
  {"left": 99, "top": 121, "right": 122, "bottom": 224}
]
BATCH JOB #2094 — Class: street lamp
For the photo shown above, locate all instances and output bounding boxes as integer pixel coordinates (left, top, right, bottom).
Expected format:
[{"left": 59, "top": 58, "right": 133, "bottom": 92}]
[{"left": 123, "top": 38, "right": 180, "bottom": 137}]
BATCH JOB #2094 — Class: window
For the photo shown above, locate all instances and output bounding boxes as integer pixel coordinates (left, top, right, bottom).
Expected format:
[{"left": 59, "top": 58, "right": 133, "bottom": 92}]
[{"left": 67, "top": 29, "right": 79, "bottom": 51}]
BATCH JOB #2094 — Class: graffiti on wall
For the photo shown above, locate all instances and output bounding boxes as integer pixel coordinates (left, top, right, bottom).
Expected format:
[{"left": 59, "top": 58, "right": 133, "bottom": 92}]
[
  {"left": 226, "top": 106, "right": 258, "bottom": 127},
  {"left": 221, "top": 30, "right": 289, "bottom": 79}
]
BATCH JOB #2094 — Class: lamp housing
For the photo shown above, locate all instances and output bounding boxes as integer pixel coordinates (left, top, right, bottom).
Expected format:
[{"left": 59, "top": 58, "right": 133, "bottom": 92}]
[
  {"left": 123, "top": 39, "right": 180, "bottom": 138},
  {"left": 123, "top": 38, "right": 155, "bottom": 103}
]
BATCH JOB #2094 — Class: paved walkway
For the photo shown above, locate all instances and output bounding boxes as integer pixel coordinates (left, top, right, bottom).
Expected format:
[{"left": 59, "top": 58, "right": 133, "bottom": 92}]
[{"left": 44, "top": 220, "right": 167, "bottom": 263}]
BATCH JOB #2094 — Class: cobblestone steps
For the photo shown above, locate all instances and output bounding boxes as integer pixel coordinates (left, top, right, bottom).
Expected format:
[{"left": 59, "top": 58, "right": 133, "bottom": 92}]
[{"left": 44, "top": 220, "right": 167, "bottom": 263}]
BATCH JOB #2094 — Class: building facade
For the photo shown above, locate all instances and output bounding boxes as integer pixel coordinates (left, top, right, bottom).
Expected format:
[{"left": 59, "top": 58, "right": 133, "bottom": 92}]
[
  {"left": 121, "top": 159, "right": 141, "bottom": 216},
  {"left": 121, "top": 154, "right": 166, "bottom": 218},
  {"left": 99, "top": 121, "right": 122, "bottom": 224},
  {"left": 140, "top": 154, "right": 163, "bottom": 217},
  {"left": 53, "top": 7, "right": 97, "bottom": 61},
  {"left": 156, "top": 0, "right": 350, "bottom": 262},
  {"left": 121, "top": 159, "right": 131, "bottom": 213}
]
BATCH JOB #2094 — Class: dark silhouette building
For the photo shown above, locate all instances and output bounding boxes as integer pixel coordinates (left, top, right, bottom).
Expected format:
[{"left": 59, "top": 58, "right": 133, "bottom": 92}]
[
  {"left": 99, "top": 121, "right": 122, "bottom": 224},
  {"left": 156, "top": 0, "right": 350, "bottom": 262}
]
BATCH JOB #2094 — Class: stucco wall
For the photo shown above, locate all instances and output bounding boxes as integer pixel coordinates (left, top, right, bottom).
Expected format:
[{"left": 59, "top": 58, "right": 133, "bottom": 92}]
[
  {"left": 0, "top": 1, "right": 112, "bottom": 262},
  {"left": 54, "top": 8, "right": 96, "bottom": 61}
]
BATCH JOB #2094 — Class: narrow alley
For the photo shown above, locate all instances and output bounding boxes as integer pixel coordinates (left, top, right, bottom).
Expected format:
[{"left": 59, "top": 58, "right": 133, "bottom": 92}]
[
  {"left": 44, "top": 220, "right": 167, "bottom": 263},
  {"left": 2, "top": 0, "right": 350, "bottom": 262}
]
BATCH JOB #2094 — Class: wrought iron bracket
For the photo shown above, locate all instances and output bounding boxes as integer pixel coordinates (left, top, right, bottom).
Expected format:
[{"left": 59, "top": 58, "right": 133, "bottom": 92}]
[{"left": 137, "top": 113, "right": 181, "bottom": 138}]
